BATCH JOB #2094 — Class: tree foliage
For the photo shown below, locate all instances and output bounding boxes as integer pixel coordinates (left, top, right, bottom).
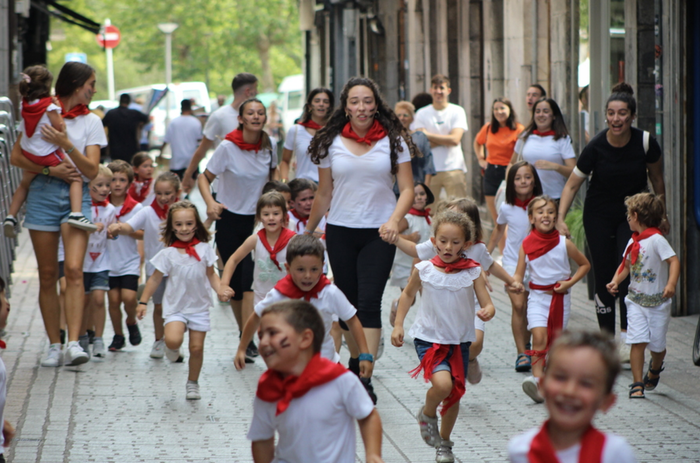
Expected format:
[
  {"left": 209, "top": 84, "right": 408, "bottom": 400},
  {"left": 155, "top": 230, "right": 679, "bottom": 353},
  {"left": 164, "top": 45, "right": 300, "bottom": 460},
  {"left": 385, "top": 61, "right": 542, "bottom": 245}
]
[{"left": 47, "top": 0, "right": 302, "bottom": 101}]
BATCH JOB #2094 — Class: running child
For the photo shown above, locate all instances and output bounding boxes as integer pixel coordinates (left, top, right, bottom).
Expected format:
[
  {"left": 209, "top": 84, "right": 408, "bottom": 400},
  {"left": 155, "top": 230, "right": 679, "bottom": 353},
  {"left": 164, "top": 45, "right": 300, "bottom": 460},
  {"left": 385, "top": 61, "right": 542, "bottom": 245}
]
[
  {"left": 79, "top": 165, "right": 116, "bottom": 358},
  {"left": 391, "top": 210, "right": 496, "bottom": 463},
  {"left": 106, "top": 160, "right": 144, "bottom": 351},
  {"left": 487, "top": 160, "right": 543, "bottom": 373},
  {"left": 514, "top": 195, "right": 590, "bottom": 403},
  {"left": 109, "top": 171, "right": 181, "bottom": 359},
  {"left": 508, "top": 330, "right": 637, "bottom": 462},
  {"left": 606, "top": 193, "right": 679, "bottom": 399},
  {"left": 248, "top": 300, "right": 383, "bottom": 463},
  {"left": 127, "top": 152, "right": 155, "bottom": 205},
  {"left": 287, "top": 178, "right": 326, "bottom": 235},
  {"left": 138, "top": 200, "right": 220, "bottom": 400},
  {"left": 219, "top": 192, "right": 295, "bottom": 307},
  {"left": 3, "top": 65, "right": 96, "bottom": 237}
]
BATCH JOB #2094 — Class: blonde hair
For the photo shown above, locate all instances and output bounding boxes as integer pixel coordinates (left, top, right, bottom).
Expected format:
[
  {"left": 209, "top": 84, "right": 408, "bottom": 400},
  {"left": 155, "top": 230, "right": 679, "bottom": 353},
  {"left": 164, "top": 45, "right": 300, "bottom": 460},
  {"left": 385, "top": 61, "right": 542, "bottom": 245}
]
[
  {"left": 625, "top": 193, "right": 666, "bottom": 229},
  {"left": 93, "top": 164, "right": 113, "bottom": 180},
  {"left": 433, "top": 210, "right": 475, "bottom": 243},
  {"left": 160, "top": 200, "right": 211, "bottom": 246},
  {"left": 394, "top": 101, "right": 415, "bottom": 118}
]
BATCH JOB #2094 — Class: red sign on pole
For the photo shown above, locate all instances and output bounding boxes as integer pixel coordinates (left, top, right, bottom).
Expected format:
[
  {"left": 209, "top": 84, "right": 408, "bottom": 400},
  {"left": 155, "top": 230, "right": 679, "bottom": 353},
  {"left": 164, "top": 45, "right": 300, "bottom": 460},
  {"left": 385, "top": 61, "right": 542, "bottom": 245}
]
[{"left": 96, "top": 25, "right": 121, "bottom": 49}]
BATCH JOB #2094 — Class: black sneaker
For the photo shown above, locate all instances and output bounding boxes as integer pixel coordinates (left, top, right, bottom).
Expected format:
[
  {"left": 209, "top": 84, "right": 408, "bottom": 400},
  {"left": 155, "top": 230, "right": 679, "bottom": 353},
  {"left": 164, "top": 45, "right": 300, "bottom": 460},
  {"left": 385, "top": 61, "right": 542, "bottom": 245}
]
[
  {"left": 59, "top": 329, "right": 66, "bottom": 346},
  {"left": 245, "top": 340, "right": 259, "bottom": 363},
  {"left": 360, "top": 377, "right": 378, "bottom": 404},
  {"left": 127, "top": 323, "right": 142, "bottom": 346},
  {"left": 348, "top": 357, "right": 360, "bottom": 376},
  {"left": 108, "top": 334, "right": 125, "bottom": 352},
  {"left": 87, "top": 329, "right": 95, "bottom": 344}
]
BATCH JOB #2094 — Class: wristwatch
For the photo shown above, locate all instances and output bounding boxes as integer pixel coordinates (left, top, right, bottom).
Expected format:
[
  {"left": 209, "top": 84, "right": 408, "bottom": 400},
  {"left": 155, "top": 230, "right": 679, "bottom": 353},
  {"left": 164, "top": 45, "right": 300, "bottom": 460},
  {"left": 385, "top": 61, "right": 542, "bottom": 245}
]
[{"left": 42, "top": 167, "right": 50, "bottom": 176}]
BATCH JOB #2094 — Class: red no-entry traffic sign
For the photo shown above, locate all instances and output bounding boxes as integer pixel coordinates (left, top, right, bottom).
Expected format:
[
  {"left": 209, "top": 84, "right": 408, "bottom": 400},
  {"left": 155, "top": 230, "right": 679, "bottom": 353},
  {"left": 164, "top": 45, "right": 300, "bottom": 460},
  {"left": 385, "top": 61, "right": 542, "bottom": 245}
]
[{"left": 96, "top": 25, "right": 121, "bottom": 49}]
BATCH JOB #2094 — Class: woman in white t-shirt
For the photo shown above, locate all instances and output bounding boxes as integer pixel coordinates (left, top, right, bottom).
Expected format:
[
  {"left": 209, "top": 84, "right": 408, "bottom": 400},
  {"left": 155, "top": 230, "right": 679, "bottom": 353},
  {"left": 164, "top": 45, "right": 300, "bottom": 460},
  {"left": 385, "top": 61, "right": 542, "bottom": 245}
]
[
  {"left": 280, "top": 88, "right": 334, "bottom": 183},
  {"left": 509, "top": 98, "right": 576, "bottom": 199},
  {"left": 306, "top": 77, "right": 415, "bottom": 397},
  {"left": 10, "top": 62, "right": 106, "bottom": 367},
  {"left": 198, "top": 98, "right": 277, "bottom": 357}
]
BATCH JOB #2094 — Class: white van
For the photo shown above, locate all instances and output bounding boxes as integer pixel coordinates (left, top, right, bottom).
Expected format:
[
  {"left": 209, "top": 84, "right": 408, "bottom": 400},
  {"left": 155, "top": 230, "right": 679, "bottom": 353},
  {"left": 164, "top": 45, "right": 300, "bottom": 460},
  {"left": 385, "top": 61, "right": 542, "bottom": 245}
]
[
  {"left": 278, "top": 74, "right": 304, "bottom": 134},
  {"left": 117, "top": 82, "right": 211, "bottom": 147}
]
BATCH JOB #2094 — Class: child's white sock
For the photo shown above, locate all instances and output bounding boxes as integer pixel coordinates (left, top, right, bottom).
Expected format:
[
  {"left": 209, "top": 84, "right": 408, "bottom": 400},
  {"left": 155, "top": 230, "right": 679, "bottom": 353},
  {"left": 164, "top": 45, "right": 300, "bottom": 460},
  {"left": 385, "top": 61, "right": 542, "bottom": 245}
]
[{"left": 70, "top": 212, "right": 84, "bottom": 217}]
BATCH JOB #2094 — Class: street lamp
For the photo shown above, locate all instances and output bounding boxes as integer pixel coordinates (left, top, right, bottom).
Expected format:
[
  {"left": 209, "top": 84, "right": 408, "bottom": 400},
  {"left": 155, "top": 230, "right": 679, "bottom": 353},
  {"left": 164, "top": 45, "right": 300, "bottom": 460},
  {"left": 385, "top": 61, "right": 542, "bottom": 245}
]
[{"left": 157, "top": 22, "right": 178, "bottom": 130}]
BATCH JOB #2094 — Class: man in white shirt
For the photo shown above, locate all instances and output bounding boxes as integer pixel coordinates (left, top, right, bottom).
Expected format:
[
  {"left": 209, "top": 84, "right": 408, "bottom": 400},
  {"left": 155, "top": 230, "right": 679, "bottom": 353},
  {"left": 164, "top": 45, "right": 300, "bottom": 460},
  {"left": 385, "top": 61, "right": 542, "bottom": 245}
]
[
  {"left": 161, "top": 99, "right": 203, "bottom": 180},
  {"left": 413, "top": 75, "right": 469, "bottom": 200},
  {"left": 181, "top": 73, "right": 258, "bottom": 192}
]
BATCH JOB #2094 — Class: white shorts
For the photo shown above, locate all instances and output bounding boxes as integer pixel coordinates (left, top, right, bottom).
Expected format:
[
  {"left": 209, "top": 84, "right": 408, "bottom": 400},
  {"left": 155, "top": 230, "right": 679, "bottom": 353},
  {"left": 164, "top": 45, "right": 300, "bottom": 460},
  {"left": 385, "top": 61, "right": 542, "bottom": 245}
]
[
  {"left": 625, "top": 297, "right": 671, "bottom": 352},
  {"left": 164, "top": 311, "right": 211, "bottom": 332},
  {"left": 527, "top": 289, "right": 571, "bottom": 330},
  {"left": 504, "top": 264, "right": 530, "bottom": 288}
]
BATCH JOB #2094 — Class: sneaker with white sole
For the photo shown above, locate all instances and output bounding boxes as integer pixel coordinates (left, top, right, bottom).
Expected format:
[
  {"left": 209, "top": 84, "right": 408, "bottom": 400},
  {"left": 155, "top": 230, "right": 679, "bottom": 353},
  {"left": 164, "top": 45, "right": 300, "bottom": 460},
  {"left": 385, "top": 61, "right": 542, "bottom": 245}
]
[
  {"left": 435, "top": 439, "right": 455, "bottom": 463},
  {"left": 522, "top": 376, "right": 544, "bottom": 403},
  {"left": 467, "top": 357, "right": 482, "bottom": 385},
  {"left": 41, "top": 343, "right": 63, "bottom": 367},
  {"left": 165, "top": 347, "right": 184, "bottom": 363},
  {"left": 67, "top": 214, "right": 98, "bottom": 232},
  {"left": 92, "top": 338, "right": 106, "bottom": 358},
  {"left": 186, "top": 381, "right": 201, "bottom": 400},
  {"left": 417, "top": 405, "right": 440, "bottom": 447},
  {"left": 150, "top": 339, "right": 165, "bottom": 359},
  {"left": 64, "top": 341, "right": 89, "bottom": 366},
  {"left": 2, "top": 215, "right": 19, "bottom": 239},
  {"left": 78, "top": 334, "right": 91, "bottom": 359}
]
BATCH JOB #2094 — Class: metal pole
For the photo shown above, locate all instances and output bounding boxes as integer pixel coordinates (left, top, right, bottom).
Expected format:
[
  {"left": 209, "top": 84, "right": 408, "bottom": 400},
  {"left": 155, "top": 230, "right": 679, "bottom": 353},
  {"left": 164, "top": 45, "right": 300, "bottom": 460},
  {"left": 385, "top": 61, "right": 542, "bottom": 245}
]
[
  {"left": 164, "top": 31, "right": 172, "bottom": 129},
  {"left": 105, "top": 19, "right": 115, "bottom": 101}
]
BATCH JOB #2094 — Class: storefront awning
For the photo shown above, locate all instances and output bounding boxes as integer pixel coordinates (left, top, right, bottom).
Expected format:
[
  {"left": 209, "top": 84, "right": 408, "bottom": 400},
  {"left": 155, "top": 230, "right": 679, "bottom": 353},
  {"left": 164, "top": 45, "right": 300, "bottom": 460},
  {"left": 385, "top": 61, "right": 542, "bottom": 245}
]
[{"left": 31, "top": 0, "right": 101, "bottom": 34}]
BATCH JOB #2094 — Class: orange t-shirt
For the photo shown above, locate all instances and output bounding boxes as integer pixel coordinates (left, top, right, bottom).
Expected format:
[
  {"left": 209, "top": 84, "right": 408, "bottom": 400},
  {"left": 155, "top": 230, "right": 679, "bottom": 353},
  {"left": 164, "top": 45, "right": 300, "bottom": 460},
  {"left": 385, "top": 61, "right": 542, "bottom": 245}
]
[{"left": 475, "top": 123, "right": 525, "bottom": 166}]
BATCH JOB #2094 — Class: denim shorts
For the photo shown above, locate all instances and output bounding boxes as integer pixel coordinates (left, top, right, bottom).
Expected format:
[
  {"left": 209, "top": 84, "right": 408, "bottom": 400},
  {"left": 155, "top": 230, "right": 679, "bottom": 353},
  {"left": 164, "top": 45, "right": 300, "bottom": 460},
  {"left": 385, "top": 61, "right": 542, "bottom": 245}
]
[
  {"left": 414, "top": 338, "right": 471, "bottom": 375},
  {"left": 24, "top": 175, "right": 91, "bottom": 232},
  {"left": 84, "top": 270, "right": 110, "bottom": 293}
]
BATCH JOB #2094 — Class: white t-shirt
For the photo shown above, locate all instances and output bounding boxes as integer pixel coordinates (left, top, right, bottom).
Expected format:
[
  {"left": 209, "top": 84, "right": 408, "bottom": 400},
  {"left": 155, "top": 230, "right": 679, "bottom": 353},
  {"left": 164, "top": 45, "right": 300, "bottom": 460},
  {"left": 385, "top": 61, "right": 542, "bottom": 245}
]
[
  {"left": 624, "top": 233, "right": 676, "bottom": 307},
  {"left": 284, "top": 125, "right": 318, "bottom": 182},
  {"left": 391, "top": 214, "right": 433, "bottom": 287},
  {"left": 318, "top": 136, "right": 411, "bottom": 228},
  {"left": 497, "top": 203, "right": 532, "bottom": 268},
  {"left": 255, "top": 285, "right": 357, "bottom": 363},
  {"left": 408, "top": 260, "right": 481, "bottom": 344},
  {"left": 202, "top": 104, "right": 239, "bottom": 144},
  {"left": 164, "top": 114, "right": 203, "bottom": 170},
  {"left": 247, "top": 372, "right": 374, "bottom": 463},
  {"left": 204, "top": 139, "right": 278, "bottom": 215},
  {"left": 413, "top": 103, "right": 468, "bottom": 172},
  {"left": 508, "top": 427, "right": 638, "bottom": 463},
  {"left": 63, "top": 112, "right": 108, "bottom": 182},
  {"left": 526, "top": 235, "right": 571, "bottom": 286},
  {"left": 150, "top": 242, "right": 217, "bottom": 317},
  {"left": 252, "top": 236, "right": 289, "bottom": 304},
  {"left": 83, "top": 203, "right": 116, "bottom": 273},
  {"left": 288, "top": 211, "right": 326, "bottom": 235},
  {"left": 108, "top": 201, "right": 144, "bottom": 277},
  {"left": 19, "top": 100, "right": 63, "bottom": 156},
  {"left": 515, "top": 134, "right": 576, "bottom": 199},
  {"left": 126, "top": 205, "right": 166, "bottom": 275}
]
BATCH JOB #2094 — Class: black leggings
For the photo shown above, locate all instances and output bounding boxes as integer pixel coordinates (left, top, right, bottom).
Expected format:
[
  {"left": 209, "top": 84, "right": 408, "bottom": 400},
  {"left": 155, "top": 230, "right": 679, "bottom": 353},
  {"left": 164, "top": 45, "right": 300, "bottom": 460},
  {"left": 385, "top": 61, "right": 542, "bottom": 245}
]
[
  {"left": 583, "top": 212, "right": 632, "bottom": 334},
  {"left": 325, "top": 224, "right": 396, "bottom": 329},
  {"left": 216, "top": 210, "right": 255, "bottom": 301}
]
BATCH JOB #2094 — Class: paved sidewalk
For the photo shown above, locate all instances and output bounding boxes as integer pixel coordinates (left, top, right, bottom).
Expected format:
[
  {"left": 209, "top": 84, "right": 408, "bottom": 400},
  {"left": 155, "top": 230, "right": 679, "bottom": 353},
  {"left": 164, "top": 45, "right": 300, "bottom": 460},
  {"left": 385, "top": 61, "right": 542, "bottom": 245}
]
[{"left": 2, "top": 234, "right": 700, "bottom": 462}]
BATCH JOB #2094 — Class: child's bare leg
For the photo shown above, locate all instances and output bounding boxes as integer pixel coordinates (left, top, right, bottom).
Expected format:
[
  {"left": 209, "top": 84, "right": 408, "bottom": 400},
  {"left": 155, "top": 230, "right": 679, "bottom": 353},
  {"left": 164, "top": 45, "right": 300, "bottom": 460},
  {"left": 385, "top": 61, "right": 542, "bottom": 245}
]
[
  {"left": 424, "top": 371, "right": 453, "bottom": 418},
  {"left": 154, "top": 303, "right": 164, "bottom": 340},
  {"left": 470, "top": 330, "right": 484, "bottom": 360},
  {"left": 331, "top": 321, "right": 342, "bottom": 353},
  {"left": 648, "top": 349, "right": 666, "bottom": 378},
  {"left": 530, "top": 327, "right": 547, "bottom": 377},
  {"left": 91, "top": 289, "right": 106, "bottom": 338},
  {"left": 509, "top": 291, "right": 529, "bottom": 354},
  {"left": 107, "top": 288, "right": 124, "bottom": 336},
  {"left": 164, "top": 321, "right": 186, "bottom": 350},
  {"left": 121, "top": 288, "right": 138, "bottom": 326},
  {"left": 439, "top": 399, "right": 460, "bottom": 441},
  {"left": 187, "top": 330, "right": 207, "bottom": 382},
  {"left": 630, "top": 343, "right": 647, "bottom": 386},
  {"left": 8, "top": 172, "right": 34, "bottom": 217},
  {"left": 69, "top": 180, "right": 84, "bottom": 214},
  {"left": 242, "top": 291, "right": 254, "bottom": 333}
]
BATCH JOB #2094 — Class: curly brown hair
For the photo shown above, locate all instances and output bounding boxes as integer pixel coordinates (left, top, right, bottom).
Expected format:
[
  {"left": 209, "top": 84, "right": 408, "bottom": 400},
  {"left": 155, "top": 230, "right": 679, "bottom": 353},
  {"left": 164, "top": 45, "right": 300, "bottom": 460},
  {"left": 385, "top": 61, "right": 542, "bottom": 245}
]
[
  {"left": 625, "top": 192, "right": 665, "bottom": 228},
  {"left": 19, "top": 65, "right": 53, "bottom": 101},
  {"left": 160, "top": 200, "right": 211, "bottom": 246},
  {"left": 309, "top": 77, "right": 417, "bottom": 174}
]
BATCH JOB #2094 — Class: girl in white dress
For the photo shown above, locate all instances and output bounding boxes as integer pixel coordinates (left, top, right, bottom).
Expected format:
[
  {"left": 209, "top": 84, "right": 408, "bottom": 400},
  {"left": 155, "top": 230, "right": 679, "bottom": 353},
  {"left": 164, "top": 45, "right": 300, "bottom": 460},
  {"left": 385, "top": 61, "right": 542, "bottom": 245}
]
[{"left": 391, "top": 210, "right": 495, "bottom": 463}]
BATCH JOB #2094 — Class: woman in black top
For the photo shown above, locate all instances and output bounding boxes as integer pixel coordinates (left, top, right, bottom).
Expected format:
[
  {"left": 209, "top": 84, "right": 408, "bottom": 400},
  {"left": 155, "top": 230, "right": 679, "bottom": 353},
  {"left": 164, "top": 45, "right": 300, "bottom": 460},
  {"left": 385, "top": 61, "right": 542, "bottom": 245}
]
[{"left": 556, "top": 83, "right": 667, "bottom": 339}]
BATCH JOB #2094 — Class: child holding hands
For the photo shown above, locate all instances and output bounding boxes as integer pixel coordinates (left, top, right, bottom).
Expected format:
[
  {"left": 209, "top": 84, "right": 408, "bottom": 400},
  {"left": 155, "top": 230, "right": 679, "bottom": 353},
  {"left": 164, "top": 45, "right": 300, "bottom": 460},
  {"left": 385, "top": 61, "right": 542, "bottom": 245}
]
[
  {"left": 607, "top": 193, "right": 679, "bottom": 399},
  {"left": 391, "top": 210, "right": 496, "bottom": 463},
  {"left": 138, "top": 201, "right": 220, "bottom": 400}
]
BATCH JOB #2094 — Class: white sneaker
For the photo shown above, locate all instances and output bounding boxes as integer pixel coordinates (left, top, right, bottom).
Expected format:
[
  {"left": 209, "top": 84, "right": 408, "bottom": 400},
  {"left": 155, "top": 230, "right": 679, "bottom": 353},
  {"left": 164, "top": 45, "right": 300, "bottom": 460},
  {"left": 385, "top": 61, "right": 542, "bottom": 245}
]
[
  {"left": 64, "top": 341, "right": 89, "bottom": 366},
  {"left": 165, "top": 347, "right": 184, "bottom": 363},
  {"left": 92, "top": 338, "right": 106, "bottom": 358},
  {"left": 467, "top": 357, "right": 482, "bottom": 385},
  {"left": 376, "top": 328, "right": 384, "bottom": 361},
  {"left": 435, "top": 439, "right": 455, "bottom": 463},
  {"left": 150, "top": 339, "right": 165, "bottom": 359},
  {"left": 522, "top": 376, "right": 544, "bottom": 403},
  {"left": 186, "top": 381, "right": 201, "bottom": 400},
  {"left": 41, "top": 343, "right": 63, "bottom": 367}
]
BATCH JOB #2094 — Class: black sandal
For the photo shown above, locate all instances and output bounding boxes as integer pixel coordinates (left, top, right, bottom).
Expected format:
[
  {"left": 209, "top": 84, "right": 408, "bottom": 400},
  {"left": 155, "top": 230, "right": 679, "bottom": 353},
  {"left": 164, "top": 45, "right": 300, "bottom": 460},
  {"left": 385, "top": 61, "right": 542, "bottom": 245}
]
[
  {"left": 644, "top": 360, "right": 665, "bottom": 391},
  {"left": 629, "top": 382, "right": 645, "bottom": 399},
  {"left": 515, "top": 353, "right": 531, "bottom": 372}
]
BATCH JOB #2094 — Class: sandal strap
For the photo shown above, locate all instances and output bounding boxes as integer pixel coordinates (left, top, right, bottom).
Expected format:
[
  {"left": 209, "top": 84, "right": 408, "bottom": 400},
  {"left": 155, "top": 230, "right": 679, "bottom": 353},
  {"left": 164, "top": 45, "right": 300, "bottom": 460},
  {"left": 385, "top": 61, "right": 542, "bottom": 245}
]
[
  {"left": 648, "top": 363, "right": 665, "bottom": 375},
  {"left": 629, "top": 382, "right": 645, "bottom": 389}
]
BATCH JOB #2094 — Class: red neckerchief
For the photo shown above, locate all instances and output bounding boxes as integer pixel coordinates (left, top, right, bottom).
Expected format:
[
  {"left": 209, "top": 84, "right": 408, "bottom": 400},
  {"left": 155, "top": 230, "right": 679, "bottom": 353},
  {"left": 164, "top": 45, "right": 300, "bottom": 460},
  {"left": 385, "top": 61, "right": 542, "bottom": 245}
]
[
  {"left": 128, "top": 177, "right": 153, "bottom": 203},
  {"left": 408, "top": 207, "right": 431, "bottom": 225},
  {"left": 113, "top": 194, "right": 139, "bottom": 221},
  {"left": 170, "top": 238, "right": 202, "bottom": 261},
  {"left": 618, "top": 227, "right": 662, "bottom": 274},
  {"left": 430, "top": 256, "right": 479, "bottom": 274},
  {"left": 533, "top": 129, "right": 556, "bottom": 137},
  {"left": 528, "top": 420, "right": 606, "bottom": 463},
  {"left": 92, "top": 199, "right": 109, "bottom": 218},
  {"left": 410, "top": 343, "right": 465, "bottom": 415},
  {"left": 256, "top": 353, "right": 348, "bottom": 416},
  {"left": 299, "top": 120, "right": 323, "bottom": 130},
  {"left": 224, "top": 129, "right": 262, "bottom": 153},
  {"left": 60, "top": 103, "right": 90, "bottom": 120},
  {"left": 527, "top": 279, "right": 570, "bottom": 360},
  {"left": 21, "top": 97, "right": 53, "bottom": 138},
  {"left": 258, "top": 228, "right": 296, "bottom": 270},
  {"left": 274, "top": 274, "right": 332, "bottom": 301},
  {"left": 0, "top": 340, "right": 5, "bottom": 349},
  {"left": 514, "top": 195, "right": 534, "bottom": 211},
  {"left": 150, "top": 199, "right": 168, "bottom": 220},
  {"left": 289, "top": 208, "right": 309, "bottom": 229},
  {"left": 523, "top": 228, "right": 561, "bottom": 260},
  {"left": 341, "top": 119, "right": 387, "bottom": 145}
]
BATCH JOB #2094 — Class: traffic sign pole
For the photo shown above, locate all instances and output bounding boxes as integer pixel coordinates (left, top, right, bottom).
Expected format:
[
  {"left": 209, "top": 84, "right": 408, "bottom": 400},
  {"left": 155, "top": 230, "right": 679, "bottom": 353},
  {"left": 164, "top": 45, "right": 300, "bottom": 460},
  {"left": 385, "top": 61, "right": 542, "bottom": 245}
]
[{"left": 105, "top": 19, "right": 115, "bottom": 101}]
